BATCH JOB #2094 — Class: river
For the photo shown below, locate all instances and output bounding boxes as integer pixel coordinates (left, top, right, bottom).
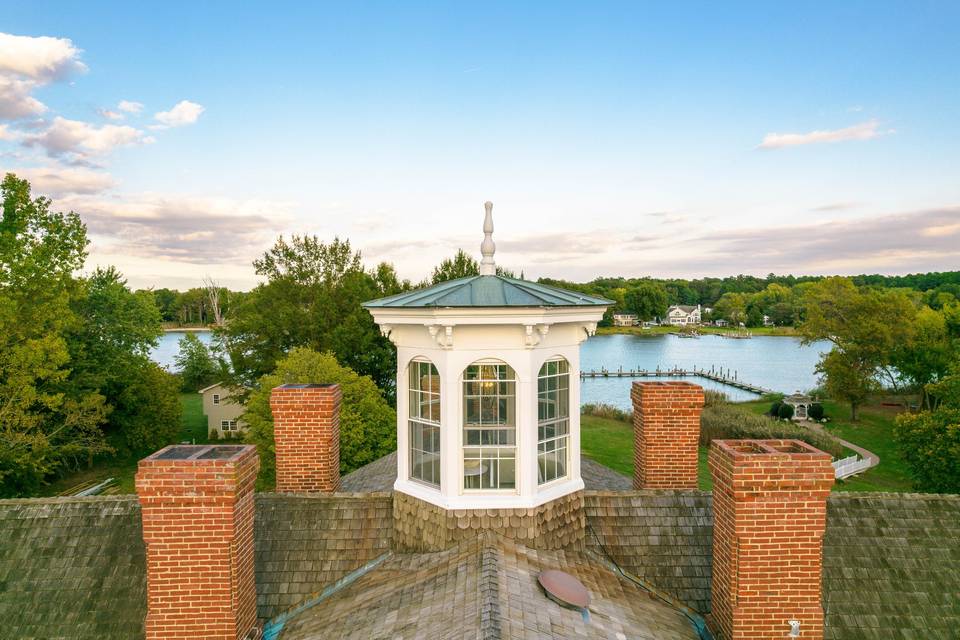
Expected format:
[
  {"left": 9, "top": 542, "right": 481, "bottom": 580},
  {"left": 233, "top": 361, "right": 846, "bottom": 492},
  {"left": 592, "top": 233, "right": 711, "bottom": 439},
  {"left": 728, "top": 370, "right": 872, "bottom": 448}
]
[{"left": 153, "top": 331, "right": 829, "bottom": 409}]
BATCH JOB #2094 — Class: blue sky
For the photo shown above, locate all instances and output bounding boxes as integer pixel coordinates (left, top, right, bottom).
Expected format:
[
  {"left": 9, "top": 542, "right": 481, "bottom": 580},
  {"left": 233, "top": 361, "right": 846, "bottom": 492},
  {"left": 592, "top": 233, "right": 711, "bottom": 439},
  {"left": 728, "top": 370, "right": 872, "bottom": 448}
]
[{"left": 2, "top": 2, "right": 959, "bottom": 288}]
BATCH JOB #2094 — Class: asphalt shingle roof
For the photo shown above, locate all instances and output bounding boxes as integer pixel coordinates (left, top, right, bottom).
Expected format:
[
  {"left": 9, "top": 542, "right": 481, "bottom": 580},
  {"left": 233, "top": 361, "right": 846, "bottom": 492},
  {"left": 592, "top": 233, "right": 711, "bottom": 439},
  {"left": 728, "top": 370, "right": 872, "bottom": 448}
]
[
  {"left": 276, "top": 532, "right": 701, "bottom": 640},
  {"left": 362, "top": 275, "right": 612, "bottom": 309}
]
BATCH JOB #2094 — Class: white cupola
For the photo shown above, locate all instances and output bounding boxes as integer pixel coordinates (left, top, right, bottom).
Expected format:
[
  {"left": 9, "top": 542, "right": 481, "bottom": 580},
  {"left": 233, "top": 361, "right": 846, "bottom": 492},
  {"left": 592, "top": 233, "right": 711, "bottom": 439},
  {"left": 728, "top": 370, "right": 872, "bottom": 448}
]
[{"left": 363, "top": 202, "right": 610, "bottom": 509}]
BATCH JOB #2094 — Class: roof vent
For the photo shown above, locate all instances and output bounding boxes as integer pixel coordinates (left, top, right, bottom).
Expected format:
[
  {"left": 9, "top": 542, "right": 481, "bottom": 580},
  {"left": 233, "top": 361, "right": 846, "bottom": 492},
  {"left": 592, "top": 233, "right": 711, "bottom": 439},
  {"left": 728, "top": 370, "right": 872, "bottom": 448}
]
[{"left": 538, "top": 570, "right": 591, "bottom": 610}]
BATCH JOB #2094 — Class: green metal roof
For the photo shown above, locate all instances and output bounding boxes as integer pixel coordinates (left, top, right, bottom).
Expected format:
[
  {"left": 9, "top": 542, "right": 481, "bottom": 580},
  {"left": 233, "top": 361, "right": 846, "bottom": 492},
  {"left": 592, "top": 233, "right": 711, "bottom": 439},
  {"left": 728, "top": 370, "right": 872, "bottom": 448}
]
[{"left": 363, "top": 275, "right": 612, "bottom": 309}]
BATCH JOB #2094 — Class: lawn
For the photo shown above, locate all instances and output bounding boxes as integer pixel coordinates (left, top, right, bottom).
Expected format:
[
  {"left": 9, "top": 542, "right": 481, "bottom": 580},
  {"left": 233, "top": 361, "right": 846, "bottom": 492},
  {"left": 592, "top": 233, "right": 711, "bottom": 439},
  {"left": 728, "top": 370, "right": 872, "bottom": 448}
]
[
  {"left": 581, "top": 400, "right": 916, "bottom": 493},
  {"left": 40, "top": 393, "right": 209, "bottom": 496},
  {"left": 580, "top": 414, "right": 713, "bottom": 490},
  {"left": 597, "top": 325, "right": 798, "bottom": 337}
]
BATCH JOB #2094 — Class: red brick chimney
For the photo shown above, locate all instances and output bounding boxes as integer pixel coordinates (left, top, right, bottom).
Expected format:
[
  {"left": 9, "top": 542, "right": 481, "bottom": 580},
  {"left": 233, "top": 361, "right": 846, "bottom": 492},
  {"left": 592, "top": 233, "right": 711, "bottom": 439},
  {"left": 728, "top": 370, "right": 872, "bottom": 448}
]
[
  {"left": 135, "top": 444, "right": 260, "bottom": 640},
  {"left": 630, "top": 381, "right": 704, "bottom": 489},
  {"left": 708, "top": 439, "right": 834, "bottom": 640},
  {"left": 269, "top": 383, "right": 342, "bottom": 493}
]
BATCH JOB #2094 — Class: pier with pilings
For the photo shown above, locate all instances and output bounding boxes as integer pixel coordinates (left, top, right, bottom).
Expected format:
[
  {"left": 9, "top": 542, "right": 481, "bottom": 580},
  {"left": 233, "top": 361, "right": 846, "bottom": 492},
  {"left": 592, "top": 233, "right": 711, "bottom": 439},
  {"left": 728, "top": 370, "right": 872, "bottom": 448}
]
[{"left": 579, "top": 365, "right": 775, "bottom": 395}]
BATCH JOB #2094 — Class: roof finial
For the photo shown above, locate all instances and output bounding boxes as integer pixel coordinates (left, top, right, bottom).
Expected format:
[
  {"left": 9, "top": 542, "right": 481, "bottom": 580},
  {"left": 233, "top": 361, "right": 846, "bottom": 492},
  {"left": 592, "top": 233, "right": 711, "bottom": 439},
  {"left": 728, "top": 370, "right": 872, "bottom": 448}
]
[{"left": 479, "top": 200, "right": 496, "bottom": 275}]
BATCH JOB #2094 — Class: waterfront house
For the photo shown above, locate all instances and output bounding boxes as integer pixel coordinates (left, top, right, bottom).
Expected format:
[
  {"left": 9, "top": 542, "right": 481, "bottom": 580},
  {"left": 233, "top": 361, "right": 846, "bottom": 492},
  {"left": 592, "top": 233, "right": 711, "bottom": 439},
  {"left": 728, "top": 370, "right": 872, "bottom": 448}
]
[
  {"left": 612, "top": 312, "right": 638, "bottom": 326},
  {"left": 2, "top": 203, "right": 957, "bottom": 640},
  {"left": 199, "top": 381, "right": 246, "bottom": 437},
  {"left": 665, "top": 304, "right": 701, "bottom": 326}
]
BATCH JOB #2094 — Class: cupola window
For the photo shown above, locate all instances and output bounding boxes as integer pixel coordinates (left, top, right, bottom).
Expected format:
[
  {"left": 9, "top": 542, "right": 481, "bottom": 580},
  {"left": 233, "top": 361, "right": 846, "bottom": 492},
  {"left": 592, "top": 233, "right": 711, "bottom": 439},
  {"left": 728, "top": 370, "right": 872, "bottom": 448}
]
[
  {"left": 462, "top": 362, "right": 516, "bottom": 490},
  {"left": 538, "top": 358, "right": 570, "bottom": 484},
  {"left": 409, "top": 359, "right": 441, "bottom": 487}
]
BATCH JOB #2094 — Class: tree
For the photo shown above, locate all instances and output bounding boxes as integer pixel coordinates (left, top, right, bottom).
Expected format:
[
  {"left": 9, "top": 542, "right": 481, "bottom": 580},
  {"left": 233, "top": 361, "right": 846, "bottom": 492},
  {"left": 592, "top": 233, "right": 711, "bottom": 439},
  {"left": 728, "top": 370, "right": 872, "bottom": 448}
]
[
  {"left": 624, "top": 282, "right": 668, "bottom": 321},
  {"left": 218, "top": 236, "right": 404, "bottom": 401},
  {"left": 713, "top": 292, "right": 748, "bottom": 325},
  {"left": 431, "top": 249, "right": 479, "bottom": 283},
  {"left": 174, "top": 333, "right": 223, "bottom": 391},
  {"left": 894, "top": 407, "right": 960, "bottom": 493},
  {"left": 243, "top": 348, "right": 395, "bottom": 485},
  {"left": 890, "top": 306, "right": 955, "bottom": 409},
  {"left": 203, "top": 276, "right": 225, "bottom": 326},
  {"left": 798, "top": 277, "right": 915, "bottom": 420},
  {"left": 107, "top": 362, "right": 181, "bottom": 454},
  {"left": 0, "top": 174, "right": 110, "bottom": 494}
]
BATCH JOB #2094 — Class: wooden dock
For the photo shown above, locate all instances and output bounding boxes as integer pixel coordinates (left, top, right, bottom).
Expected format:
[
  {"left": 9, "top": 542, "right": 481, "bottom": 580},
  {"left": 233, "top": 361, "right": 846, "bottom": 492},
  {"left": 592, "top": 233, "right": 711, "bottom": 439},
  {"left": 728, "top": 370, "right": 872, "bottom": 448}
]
[{"left": 579, "top": 365, "right": 775, "bottom": 395}]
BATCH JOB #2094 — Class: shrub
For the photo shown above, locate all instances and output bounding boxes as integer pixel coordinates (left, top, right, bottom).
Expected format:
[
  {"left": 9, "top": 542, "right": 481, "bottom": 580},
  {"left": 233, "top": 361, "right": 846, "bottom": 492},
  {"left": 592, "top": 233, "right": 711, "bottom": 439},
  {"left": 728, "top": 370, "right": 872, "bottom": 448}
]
[
  {"left": 244, "top": 347, "right": 396, "bottom": 487},
  {"left": 703, "top": 390, "right": 729, "bottom": 407},
  {"left": 700, "top": 403, "right": 843, "bottom": 458},
  {"left": 581, "top": 403, "right": 632, "bottom": 422},
  {"left": 808, "top": 403, "right": 825, "bottom": 421},
  {"left": 894, "top": 408, "right": 960, "bottom": 493},
  {"left": 777, "top": 403, "right": 795, "bottom": 420},
  {"left": 208, "top": 429, "right": 220, "bottom": 441},
  {"left": 769, "top": 401, "right": 783, "bottom": 417}
]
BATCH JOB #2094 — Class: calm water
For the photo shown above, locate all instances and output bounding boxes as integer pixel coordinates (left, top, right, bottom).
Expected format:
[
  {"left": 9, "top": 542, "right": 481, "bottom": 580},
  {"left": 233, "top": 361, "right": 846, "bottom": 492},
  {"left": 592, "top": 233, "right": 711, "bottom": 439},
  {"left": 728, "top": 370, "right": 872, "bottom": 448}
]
[
  {"left": 151, "top": 330, "right": 829, "bottom": 409},
  {"left": 152, "top": 331, "right": 214, "bottom": 370},
  {"left": 579, "top": 333, "right": 829, "bottom": 408}
]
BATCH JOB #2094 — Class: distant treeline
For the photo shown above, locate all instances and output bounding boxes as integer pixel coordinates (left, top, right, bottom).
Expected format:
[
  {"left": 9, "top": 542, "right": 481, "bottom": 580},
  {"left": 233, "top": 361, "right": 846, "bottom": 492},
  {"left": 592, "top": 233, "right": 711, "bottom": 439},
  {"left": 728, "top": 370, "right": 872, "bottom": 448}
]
[{"left": 537, "top": 271, "right": 960, "bottom": 327}]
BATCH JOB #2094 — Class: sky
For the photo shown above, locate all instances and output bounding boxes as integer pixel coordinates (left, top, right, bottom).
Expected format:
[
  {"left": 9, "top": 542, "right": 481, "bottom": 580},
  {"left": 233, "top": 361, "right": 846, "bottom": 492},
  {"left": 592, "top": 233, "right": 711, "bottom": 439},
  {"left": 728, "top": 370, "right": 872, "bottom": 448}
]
[{"left": 2, "top": 1, "right": 959, "bottom": 290}]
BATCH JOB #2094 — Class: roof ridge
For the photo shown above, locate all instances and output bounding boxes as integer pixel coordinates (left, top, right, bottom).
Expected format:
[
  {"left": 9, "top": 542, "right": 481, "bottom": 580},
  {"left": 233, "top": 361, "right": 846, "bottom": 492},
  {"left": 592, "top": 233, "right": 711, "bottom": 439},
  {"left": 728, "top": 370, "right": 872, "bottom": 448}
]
[{"left": 479, "top": 540, "right": 503, "bottom": 640}]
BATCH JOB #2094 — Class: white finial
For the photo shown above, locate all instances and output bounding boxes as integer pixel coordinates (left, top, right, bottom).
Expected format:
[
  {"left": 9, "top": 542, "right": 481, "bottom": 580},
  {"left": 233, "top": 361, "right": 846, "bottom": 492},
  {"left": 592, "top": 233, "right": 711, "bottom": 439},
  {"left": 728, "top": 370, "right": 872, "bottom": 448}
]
[{"left": 479, "top": 200, "right": 496, "bottom": 275}]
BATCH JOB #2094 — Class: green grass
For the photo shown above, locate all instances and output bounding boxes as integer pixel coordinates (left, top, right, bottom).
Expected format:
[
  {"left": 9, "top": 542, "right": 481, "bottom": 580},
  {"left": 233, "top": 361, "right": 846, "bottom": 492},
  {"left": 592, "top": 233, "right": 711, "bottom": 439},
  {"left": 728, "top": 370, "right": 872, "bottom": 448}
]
[
  {"left": 39, "top": 393, "right": 209, "bottom": 497},
  {"left": 820, "top": 401, "right": 914, "bottom": 493},
  {"left": 582, "top": 401, "right": 916, "bottom": 493},
  {"left": 581, "top": 414, "right": 714, "bottom": 490}
]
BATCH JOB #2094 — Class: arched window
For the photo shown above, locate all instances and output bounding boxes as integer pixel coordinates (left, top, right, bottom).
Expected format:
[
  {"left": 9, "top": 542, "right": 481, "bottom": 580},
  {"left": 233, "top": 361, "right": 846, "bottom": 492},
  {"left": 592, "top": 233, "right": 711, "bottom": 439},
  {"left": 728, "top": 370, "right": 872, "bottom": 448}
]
[
  {"left": 538, "top": 358, "right": 569, "bottom": 484},
  {"left": 409, "top": 359, "right": 441, "bottom": 487},
  {"left": 462, "top": 362, "right": 516, "bottom": 490}
]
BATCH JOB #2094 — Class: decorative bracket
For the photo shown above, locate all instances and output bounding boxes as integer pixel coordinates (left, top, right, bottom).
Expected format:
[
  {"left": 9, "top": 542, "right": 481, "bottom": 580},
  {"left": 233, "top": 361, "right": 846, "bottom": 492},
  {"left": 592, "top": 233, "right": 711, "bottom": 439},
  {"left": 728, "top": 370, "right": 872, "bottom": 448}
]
[
  {"left": 426, "top": 324, "right": 454, "bottom": 349},
  {"left": 578, "top": 322, "right": 598, "bottom": 343},
  {"left": 378, "top": 324, "right": 397, "bottom": 344},
  {"left": 523, "top": 323, "right": 551, "bottom": 348}
]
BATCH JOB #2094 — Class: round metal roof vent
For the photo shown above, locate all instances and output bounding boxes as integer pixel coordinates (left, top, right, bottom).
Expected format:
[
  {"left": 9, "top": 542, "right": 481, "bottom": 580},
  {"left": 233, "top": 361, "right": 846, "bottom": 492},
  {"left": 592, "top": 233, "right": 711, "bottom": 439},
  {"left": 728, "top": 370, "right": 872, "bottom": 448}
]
[{"left": 538, "top": 570, "right": 590, "bottom": 609}]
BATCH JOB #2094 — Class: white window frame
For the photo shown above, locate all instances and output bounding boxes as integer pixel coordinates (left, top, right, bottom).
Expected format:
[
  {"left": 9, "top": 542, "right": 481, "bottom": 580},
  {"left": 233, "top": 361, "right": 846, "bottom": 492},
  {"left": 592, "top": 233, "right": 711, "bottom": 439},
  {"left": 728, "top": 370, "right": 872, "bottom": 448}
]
[
  {"left": 212, "top": 393, "right": 220, "bottom": 405},
  {"left": 537, "top": 357, "right": 570, "bottom": 486},
  {"left": 220, "top": 419, "right": 237, "bottom": 431},
  {"left": 461, "top": 360, "right": 518, "bottom": 494},
  {"left": 408, "top": 358, "right": 441, "bottom": 488}
]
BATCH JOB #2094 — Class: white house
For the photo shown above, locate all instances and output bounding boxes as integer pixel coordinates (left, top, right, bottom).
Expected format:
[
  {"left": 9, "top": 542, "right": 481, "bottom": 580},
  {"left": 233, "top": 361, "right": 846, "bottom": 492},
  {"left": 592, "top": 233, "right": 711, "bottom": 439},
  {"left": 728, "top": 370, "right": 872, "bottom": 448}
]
[
  {"left": 363, "top": 202, "right": 611, "bottom": 510},
  {"left": 664, "top": 304, "right": 701, "bottom": 326},
  {"left": 198, "top": 382, "right": 246, "bottom": 438},
  {"left": 612, "top": 313, "right": 638, "bottom": 327}
]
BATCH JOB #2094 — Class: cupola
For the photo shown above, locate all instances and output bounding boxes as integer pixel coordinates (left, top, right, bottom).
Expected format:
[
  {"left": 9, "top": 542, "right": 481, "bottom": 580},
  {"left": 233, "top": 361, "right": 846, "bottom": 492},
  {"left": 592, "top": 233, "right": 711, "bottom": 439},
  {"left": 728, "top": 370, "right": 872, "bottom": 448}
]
[{"left": 363, "top": 202, "right": 610, "bottom": 510}]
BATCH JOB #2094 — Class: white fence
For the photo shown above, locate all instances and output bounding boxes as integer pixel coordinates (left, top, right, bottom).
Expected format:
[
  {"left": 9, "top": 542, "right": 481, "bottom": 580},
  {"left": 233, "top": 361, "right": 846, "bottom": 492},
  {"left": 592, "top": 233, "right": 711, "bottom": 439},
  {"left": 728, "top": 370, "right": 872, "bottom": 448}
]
[{"left": 833, "top": 455, "right": 872, "bottom": 479}]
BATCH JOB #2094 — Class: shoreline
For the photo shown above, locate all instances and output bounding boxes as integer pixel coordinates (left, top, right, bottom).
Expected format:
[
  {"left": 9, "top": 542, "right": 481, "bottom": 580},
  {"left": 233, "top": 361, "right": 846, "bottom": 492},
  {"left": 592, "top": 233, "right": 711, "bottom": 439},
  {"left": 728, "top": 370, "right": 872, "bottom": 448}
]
[
  {"left": 162, "top": 326, "right": 213, "bottom": 333},
  {"left": 596, "top": 325, "right": 799, "bottom": 337}
]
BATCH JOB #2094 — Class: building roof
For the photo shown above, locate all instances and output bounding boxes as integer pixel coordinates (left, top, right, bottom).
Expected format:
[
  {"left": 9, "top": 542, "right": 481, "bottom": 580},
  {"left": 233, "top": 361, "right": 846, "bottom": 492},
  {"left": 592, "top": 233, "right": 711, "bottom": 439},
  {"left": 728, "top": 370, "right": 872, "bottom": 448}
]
[
  {"left": 362, "top": 275, "right": 612, "bottom": 309},
  {"left": 340, "top": 450, "right": 633, "bottom": 493},
  {"left": 2, "top": 473, "right": 958, "bottom": 639},
  {"left": 274, "top": 532, "right": 701, "bottom": 640},
  {"left": 667, "top": 305, "right": 699, "bottom": 314}
]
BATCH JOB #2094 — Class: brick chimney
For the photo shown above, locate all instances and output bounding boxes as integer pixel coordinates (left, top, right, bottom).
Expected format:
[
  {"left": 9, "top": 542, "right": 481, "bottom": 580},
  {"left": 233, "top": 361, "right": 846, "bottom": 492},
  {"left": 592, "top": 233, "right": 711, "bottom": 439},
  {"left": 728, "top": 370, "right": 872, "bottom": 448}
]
[
  {"left": 135, "top": 444, "right": 259, "bottom": 640},
  {"left": 630, "top": 381, "right": 704, "bottom": 489},
  {"left": 269, "top": 383, "right": 342, "bottom": 493},
  {"left": 708, "top": 439, "right": 834, "bottom": 640}
]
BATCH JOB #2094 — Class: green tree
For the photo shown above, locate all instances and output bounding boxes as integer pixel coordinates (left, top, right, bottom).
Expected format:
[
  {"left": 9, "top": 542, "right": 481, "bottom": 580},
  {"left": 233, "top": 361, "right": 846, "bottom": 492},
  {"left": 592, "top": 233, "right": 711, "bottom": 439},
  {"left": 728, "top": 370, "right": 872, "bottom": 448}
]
[
  {"left": 174, "top": 333, "right": 223, "bottom": 391},
  {"left": 107, "top": 362, "right": 181, "bottom": 454},
  {"left": 243, "top": 348, "right": 396, "bottom": 485},
  {"left": 624, "top": 282, "right": 668, "bottom": 320},
  {"left": 0, "top": 174, "right": 111, "bottom": 495},
  {"left": 894, "top": 407, "right": 960, "bottom": 493},
  {"left": 891, "top": 306, "right": 955, "bottom": 409},
  {"left": 713, "top": 292, "right": 748, "bottom": 325},
  {"left": 799, "top": 277, "right": 915, "bottom": 420},
  {"left": 219, "top": 236, "right": 403, "bottom": 401},
  {"left": 431, "top": 249, "right": 479, "bottom": 283}
]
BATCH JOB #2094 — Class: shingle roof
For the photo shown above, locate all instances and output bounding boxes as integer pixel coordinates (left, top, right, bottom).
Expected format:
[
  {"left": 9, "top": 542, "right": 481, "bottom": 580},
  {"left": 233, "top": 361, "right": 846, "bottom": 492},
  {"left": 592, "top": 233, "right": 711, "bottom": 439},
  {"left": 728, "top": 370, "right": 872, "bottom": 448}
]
[
  {"left": 339, "top": 451, "right": 633, "bottom": 493},
  {"left": 584, "top": 490, "right": 960, "bottom": 639},
  {"left": 254, "top": 492, "right": 393, "bottom": 620},
  {"left": 362, "top": 275, "right": 612, "bottom": 309},
  {"left": 0, "top": 496, "right": 147, "bottom": 640},
  {"left": 275, "top": 532, "right": 701, "bottom": 640}
]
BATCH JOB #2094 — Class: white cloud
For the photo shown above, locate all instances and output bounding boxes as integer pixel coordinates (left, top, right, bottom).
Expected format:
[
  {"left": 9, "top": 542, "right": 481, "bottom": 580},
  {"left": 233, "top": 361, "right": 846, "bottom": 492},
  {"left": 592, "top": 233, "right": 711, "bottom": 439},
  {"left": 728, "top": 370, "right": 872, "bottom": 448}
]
[
  {"left": 24, "top": 116, "right": 152, "bottom": 158},
  {"left": 758, "top": 119, "right": 891, "bottom": 150},
  {"left": 0, "top": 123, "right": 14, "bottom": 140},
  {"left": 14, "top": 165, "right": 116, "bottom": 196},
  {"left": 98, "top": 108, "right": 124, "bottom": 121},
  {"left": 117, "top": 100, "right": 143, "bottom": 114},
  {"left": 0, "top": 32, "right": 86, "bottom": 120},
  {"left": 152, "top": 100, "right": 204, "bottom": 128},
  {"left": 68, "top": 193, "right": 291, "bottom": 263}
]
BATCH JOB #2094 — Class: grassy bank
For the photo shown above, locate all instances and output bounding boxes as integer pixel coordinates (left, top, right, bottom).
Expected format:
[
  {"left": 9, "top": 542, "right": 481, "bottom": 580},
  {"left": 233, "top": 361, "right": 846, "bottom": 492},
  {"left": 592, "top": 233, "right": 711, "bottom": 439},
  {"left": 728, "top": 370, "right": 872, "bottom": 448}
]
[
  {"left": 582, "top": 400, "right": 915, "bottom": 493},
  {"left": 597, "top": 325, "right": 798, "bottom": 337},
  {"left": 40, "top": 393, "right": 209, "bottom": 496}
]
